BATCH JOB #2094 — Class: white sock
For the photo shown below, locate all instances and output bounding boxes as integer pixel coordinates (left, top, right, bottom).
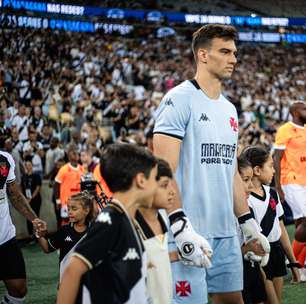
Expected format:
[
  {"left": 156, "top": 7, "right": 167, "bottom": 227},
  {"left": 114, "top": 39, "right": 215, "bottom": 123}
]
[{"left": 1, "top": 293, "right": 25, "bottom": 304}]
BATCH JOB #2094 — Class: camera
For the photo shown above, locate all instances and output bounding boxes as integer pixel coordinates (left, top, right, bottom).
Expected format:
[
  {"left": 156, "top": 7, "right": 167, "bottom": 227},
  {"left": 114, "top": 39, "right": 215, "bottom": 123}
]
[{"left": 80, "top": 173, "right": 109, "bottom": 210}]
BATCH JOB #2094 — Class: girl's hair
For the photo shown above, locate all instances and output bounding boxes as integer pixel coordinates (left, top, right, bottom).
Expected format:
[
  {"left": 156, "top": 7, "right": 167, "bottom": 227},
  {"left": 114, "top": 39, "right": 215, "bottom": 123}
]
[
  {"left": 240, "top": 145, "right": 270, "bottom": 168},
  {"left": 237, "top": 156, "right": 252, "bottom": 175},
  {"left": 69, "top": 191, "right": 95, "bottom": 225}
]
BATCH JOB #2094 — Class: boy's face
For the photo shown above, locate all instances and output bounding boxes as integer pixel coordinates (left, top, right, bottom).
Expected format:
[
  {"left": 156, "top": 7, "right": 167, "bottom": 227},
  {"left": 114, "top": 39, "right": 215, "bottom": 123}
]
[
  {"left": 152, "top": 177, "right": 175, "bottom": 210},
  {"left": 138, "top": 165, "right": 158, "bottom": 209}
]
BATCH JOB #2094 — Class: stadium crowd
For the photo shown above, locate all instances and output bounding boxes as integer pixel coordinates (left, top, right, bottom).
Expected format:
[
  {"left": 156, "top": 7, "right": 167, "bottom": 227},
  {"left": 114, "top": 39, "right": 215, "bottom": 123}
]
[
  {"left": 0, "top": 23, "right": 306, "bottom": 304},
  {"left": 1, "top": 29, "right": 305, "bottom": 174}
]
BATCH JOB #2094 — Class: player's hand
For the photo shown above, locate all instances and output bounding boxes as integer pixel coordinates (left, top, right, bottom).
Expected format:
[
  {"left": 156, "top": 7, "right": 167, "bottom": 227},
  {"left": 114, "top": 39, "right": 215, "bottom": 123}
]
[
  {"left": 169, "top": 209, "right": 213, "bottom": 268},
  {"left": 238, "top": 213, "right": 270, "bottom": 266},
  {"left": 32, "top": 218, "right": 47, "bottom": 238}
]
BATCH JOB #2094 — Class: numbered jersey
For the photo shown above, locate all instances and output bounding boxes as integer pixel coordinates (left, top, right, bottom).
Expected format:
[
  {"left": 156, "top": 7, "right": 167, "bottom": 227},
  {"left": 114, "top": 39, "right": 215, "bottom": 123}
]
[{"left": 0, "top": 151, "right": 16, "bottom": 245}]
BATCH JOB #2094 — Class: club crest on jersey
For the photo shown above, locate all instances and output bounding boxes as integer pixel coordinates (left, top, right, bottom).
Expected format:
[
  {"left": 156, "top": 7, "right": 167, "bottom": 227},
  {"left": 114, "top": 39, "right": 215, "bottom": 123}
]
[
  {"left": 229, "top": 117, "right": 238, "bottom": 132},
  {"left": 176, "top": 281, "right": 191, "bottom": 297},
  {"left": 97, "top": 212, "right": 112, "bottom": 225},
  {"left": 269, "top": 197, "right": 277, "bottom": 211},
  {"left": 0, "top": 163, "right": 9, "bottom": 177}
]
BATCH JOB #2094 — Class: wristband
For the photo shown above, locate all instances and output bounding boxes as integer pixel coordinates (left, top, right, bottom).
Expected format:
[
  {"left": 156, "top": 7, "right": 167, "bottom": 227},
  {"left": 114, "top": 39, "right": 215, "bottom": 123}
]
[
  {"left": 287, "top": 262, "right": 302, "bottom": 269},
  {"left": 169, "top": 209, "right": 186, "bottom": 225},
  {"left": 238, "top": 212, "right": 253, "bottom": 224}
]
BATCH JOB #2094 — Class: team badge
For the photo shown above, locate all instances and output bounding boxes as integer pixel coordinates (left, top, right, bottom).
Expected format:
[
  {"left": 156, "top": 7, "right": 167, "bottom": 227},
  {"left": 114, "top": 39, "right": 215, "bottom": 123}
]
[
  {"left": 229, "top": 117, "right": 238, "bottom": 132},
  {"left": 176, "top": 280, "right": 191, "bottom": 297},
  {"left": 269, "top": 197, "right": 277, "bottom": 210},
  {"left": 0, "top": 163, "right": 9, "bottom": 177}
]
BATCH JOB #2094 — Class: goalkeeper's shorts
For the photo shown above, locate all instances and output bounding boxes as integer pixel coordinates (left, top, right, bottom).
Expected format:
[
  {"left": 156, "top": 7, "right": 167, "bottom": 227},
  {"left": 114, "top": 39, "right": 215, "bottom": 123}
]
[
  {"left": 206, "top": 236, "right": 243, "bottom": 293},
  {"left": 171, "top": 261, "right": 207, "bottom": 304}
]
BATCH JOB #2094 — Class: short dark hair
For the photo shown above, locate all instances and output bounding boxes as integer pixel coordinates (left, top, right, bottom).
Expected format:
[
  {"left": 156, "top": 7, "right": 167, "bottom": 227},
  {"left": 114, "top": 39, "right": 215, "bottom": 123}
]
[
  {"left": 192, "top": 24, "right": 237, "bottom": 61},
  {"left": 100, "top": 143, "right": 157, "bottom": 193},
  {"left": 156, "top": 158, "right": 173, "bottom": 181},
  {"left": 237, "top": 156, "right": 252, "bottom": 175},
  {"left": 240, "top": 146, "right": 270, "bottom": 168}
]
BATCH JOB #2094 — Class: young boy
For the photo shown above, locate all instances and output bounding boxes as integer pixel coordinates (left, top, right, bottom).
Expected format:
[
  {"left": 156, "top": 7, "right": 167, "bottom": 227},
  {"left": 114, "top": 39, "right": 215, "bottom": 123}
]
[
  {"left": 134, "top": 158, "right": 175, "bottom": 304},
  {"left": 57, "top": 143, "right": 158, "bottom": 304}
]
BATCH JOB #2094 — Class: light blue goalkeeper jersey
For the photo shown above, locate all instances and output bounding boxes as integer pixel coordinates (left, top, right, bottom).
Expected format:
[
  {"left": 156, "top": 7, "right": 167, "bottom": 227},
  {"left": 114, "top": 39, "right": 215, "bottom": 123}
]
[{"left": 154, "top": 79, "right": 238, "bottom": 239}]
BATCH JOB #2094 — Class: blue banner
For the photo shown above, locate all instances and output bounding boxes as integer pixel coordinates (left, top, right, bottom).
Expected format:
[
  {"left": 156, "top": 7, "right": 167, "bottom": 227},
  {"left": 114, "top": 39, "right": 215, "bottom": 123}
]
[{"left": 2, "top": 0, "right": 306, "bottom": 27}]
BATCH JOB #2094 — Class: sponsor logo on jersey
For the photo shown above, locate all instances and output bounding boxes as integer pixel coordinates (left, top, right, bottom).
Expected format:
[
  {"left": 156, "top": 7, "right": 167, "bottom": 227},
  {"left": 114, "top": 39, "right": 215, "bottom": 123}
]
[
  {"left": 229, "top": 117, "right": 238, "bottom": 132},
  {"left": 97, "top": 212, "right": 112, "bottom": 225},
  {"left": 65, "top": 236, "right": 73, "bottom": 242},
  {"left": 199, "top": 113, "right": 210, "bottom": 122},
  {"left": 123, "top": 248, "right": 140, "bottom": 261},
  {"left": 164, "top": 98, "right": 174, "bottom": 107},
  {"left": 201, "top": 143, "right": 236, "bottom": 165},
  {"left": 176, "top": 281, "right": 191, "bottom": 297}
]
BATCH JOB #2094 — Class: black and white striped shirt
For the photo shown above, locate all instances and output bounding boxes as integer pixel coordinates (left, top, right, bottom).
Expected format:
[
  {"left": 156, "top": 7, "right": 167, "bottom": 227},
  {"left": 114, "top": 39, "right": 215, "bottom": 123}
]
[{"left": 248, "top": 185, "right": 284, "bottom": 243}]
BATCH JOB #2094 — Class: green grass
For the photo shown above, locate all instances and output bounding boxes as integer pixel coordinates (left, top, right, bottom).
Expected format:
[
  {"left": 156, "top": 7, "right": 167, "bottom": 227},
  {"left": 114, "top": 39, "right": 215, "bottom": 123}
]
[
  {"left": 0, "top": 243, "right": 58, "bottom": 303},
  {"left": 0, "top": 225, "right": 305, "bottom": 303}
]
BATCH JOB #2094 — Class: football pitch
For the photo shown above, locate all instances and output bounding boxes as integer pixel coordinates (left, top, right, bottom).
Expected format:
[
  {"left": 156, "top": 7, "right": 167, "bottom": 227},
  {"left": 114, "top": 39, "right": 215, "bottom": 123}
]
[{"left": 0, "top": 225, "right": 305, "bottom": 303}]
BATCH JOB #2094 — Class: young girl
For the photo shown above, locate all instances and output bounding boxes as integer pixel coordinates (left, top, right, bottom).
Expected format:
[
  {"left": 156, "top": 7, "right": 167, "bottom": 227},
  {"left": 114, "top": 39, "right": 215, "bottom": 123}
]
[
  {"left": 238, "top": 156, "right": 267, "bottom": 304},
  {"left": 37, "top": 191, "right": 95, "bottom": 272},
  {"left": 241, "top": 146, "right": 300, "bottom": 304}
]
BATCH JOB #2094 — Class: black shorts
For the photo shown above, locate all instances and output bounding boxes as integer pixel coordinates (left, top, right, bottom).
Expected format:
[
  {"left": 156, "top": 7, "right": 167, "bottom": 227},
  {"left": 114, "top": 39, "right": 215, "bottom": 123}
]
[
  {"left": 242, "top": 260, "right": 267, "bottom": 304},
  {"left": 0, "top": 238, "right": 26, "bottom": 280},
  {"left": 263, "top": 240, "right": 287, "bottom": 280}
]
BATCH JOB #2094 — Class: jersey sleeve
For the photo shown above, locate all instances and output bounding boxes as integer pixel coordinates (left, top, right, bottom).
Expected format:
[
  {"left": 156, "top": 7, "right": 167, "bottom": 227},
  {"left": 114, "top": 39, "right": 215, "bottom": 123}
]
[
  {"left": 72, "top": 210, "right": 120, "bottom": 270},
  {"left": 6, "top": 153, "right": 16, "bottom": 183},
  {"left": 48, "top": 227, "right": 65, "bottom": 252},
  {"left": 274, "top": 125, "right": 289, "bottom": 150},
  {"left": 276, "top": 196, "right": 284, "bottom": 220},
  {"left": 153, "top": 89, "right": 191, "bottom": 140},
  {"left": 55, "top": 165, "right": 66, "bottom": 184}
]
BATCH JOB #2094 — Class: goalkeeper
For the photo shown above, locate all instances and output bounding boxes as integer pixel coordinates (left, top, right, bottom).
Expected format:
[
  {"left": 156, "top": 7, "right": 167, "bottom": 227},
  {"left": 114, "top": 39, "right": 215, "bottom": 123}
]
[{"left": 153, "top": 24, "right": 270, "bottom": 304}]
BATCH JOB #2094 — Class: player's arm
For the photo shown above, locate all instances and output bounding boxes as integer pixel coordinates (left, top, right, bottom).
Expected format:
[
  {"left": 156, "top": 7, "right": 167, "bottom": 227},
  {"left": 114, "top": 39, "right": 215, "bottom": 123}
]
[
  {"left": 57, "top": 256, "right": 89, "bottom": 304},
  {"left": 273, "top": 149, "right": 285, "bottom": 202},
  {"left": 7, "top": 180, "right": 38, "bottom": 222},
  {"left": 153, "top": 134, "right": 212, "bottom": 267},
  {"left": 7, "top": 180, "right": 47, "bottom": 233},
  {"left": 153, "top": 133, "right": 181, "bottom": 213}
]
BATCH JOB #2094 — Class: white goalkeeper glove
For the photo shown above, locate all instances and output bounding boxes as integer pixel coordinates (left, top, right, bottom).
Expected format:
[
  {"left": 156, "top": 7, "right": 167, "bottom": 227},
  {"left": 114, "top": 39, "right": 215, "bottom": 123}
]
[
  {"left": 239, "top": 212, "right": 270, "bottom": 267},
  {"left": 169, "top": 209, "right": 213, "bottom": 268}
]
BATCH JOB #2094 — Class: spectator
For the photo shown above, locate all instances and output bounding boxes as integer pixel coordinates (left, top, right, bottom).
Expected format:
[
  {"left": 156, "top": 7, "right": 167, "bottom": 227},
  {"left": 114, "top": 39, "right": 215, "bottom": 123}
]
[{"left": 21, "top": 160, "right": 42, "bottom": 237}]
